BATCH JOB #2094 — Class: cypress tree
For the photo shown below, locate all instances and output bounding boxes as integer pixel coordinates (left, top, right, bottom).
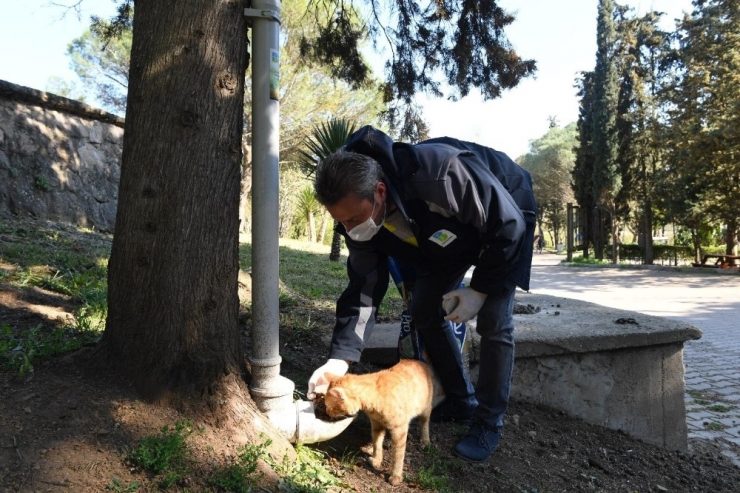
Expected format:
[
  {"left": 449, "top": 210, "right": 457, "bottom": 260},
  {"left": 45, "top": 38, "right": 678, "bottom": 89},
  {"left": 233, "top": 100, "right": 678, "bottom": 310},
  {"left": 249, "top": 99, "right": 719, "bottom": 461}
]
[
  {"left": 591, "top": 0, "right": 622, "bottom": 261},
  {"left": 573, "top": 71, "right": 596, "bottom": 258}
]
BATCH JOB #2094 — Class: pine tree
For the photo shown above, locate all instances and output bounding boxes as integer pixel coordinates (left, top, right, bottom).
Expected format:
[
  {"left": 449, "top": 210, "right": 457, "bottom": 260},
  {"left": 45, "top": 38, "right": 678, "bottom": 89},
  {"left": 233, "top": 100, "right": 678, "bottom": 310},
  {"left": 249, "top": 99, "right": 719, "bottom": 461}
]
[
  {"left": 614, "top": 9, "right": 670, "bottom": 264},
  {"left": 519, "top": 123, "right": 578, "bottom": 248},
  {"left": 663, "top": 0, "right": 740, "bottom": 256}
]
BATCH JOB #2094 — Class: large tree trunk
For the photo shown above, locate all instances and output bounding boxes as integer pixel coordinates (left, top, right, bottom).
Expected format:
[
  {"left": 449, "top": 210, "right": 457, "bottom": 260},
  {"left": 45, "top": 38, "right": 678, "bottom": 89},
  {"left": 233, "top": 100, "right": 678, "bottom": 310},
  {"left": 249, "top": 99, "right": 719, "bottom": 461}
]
[
  {"left": 317, "top": 211, "right": 329, "bottom": 244},
  {"left": 593, "top": 207, "right": 604, "bottom": 260},
  {"left": 726, "top": 218, "right": 737, "bottom": 255},
  {"left": 306, "top": 211, "right": 317, "bottom": 242},
  {"left": 98, "top": 0, "right": 262, "bottom": 419}
]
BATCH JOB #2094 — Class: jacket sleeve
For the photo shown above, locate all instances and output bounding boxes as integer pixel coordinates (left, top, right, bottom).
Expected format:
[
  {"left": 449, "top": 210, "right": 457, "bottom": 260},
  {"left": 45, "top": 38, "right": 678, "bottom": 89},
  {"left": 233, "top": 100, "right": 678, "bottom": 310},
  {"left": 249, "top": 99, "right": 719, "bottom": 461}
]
[
  {"left": 328, "top": 237, "right": 390, "bottom": 362},
  {"left": 443, "top": 151, "right": 527, "bottom": 298}
]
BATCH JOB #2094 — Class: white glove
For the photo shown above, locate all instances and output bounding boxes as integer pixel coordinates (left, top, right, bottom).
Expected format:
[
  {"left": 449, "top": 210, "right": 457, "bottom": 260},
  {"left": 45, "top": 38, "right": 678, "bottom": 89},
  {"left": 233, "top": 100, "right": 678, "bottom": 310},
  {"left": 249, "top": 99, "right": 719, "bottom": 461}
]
[
  {"left": 442, "top": 287, "right": 488, "bottom": 324},
  {"left": 307, "top": 359, "right": 349, "bottom": 399}
]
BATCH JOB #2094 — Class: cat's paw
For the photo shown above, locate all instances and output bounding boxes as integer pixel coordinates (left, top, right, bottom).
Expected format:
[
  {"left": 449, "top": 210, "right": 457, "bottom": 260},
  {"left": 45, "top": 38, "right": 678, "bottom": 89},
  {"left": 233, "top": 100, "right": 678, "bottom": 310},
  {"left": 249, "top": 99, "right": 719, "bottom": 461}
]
[
  {"left": 367, "top": 456, "right": 383, "bottom": 470},
  {"left": 388, "top": 474, "right": 403, "bottom": 486}
]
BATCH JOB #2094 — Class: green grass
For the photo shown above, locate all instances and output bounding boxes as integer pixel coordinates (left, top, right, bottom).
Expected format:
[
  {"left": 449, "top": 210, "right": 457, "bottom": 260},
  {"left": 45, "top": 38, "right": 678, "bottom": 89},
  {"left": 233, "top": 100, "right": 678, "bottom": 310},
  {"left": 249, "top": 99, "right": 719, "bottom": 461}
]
[
  {"left": 707, "top": 404, "right": 736, "bottom": 413},
  {"left": 0, "top": 320, "right": 102, "bottom": 375},
  {"left": 0, "top": 218, "right": 406, "bottom": 490},
  {"left": 107, "top": 478, "right": 141, "bottom": 492},
  {"left": 209, "top": 440, "right": 269, "bottom": 492},
  {"left": 268, "top": 445, "right": 349, "bottom": 492},
  {"left": 1, "top": 219, "right": 403, "bottom": 375},
  {"left": 238, "top": 239, "right": 403, "bottom": 319},
  {"left": 413, "top": 445, "right": 453, "bottom": 492},
  {"left": 128, "top": 420, "right": 196, "bottom": 489},
  {"left": 568, "top": 256, "right": 614, "bottom": 265},
  {"left": 127, "top": 423, "right": 343, "bottom": 492},
  {"left": 0, "top": 220, "right": 110, "bottom": 374}
]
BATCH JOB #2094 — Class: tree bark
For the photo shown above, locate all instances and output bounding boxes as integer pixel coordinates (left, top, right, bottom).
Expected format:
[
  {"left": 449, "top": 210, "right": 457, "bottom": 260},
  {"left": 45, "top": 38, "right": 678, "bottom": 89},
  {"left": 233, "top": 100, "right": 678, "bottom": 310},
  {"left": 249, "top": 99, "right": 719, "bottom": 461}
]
[
  {"left": 99, "top": 0, "right": 249, "bottom": 407},
  {"left": 307, "top": 210, "right": 316, "bottom": 242},
  {"left": 329, "top": 222, "right": 343, "bottom": 261},
  {"left": 726, "top": 219, "right": 737, "bottom": 255},
  {"left": 643, "top": 203, "right": 654, "bottom": 265},
  {"left": 317, "top": 211, "right": 329, "bottom": 244},
  {"left": 593, "top": 208, "right": 604, "bottom": 260},
  {"left": 239, "top": 142, "right": 253, "bottom": 234}
]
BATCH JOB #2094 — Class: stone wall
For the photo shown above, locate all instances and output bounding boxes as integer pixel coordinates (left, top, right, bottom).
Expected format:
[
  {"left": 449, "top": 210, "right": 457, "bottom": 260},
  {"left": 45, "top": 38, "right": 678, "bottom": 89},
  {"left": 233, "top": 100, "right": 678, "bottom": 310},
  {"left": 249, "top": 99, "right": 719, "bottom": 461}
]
[{"left": 0, "top": 80, "right": 124, "bottom": 232}]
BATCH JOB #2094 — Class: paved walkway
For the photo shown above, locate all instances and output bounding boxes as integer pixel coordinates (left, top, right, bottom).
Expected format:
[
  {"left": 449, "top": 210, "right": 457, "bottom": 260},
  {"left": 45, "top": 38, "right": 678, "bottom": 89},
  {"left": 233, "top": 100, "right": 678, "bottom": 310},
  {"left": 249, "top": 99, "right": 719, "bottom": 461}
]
[{"left": 524, "top": 253, "right": 740, "bottom": 465}]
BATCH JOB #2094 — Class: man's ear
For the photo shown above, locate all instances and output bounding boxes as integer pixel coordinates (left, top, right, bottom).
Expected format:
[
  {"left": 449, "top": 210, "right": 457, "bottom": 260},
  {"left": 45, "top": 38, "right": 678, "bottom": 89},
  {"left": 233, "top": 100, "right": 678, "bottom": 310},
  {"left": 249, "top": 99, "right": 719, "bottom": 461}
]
[{"left": 376, "top": 181, "right": 387, "bottom": 202}]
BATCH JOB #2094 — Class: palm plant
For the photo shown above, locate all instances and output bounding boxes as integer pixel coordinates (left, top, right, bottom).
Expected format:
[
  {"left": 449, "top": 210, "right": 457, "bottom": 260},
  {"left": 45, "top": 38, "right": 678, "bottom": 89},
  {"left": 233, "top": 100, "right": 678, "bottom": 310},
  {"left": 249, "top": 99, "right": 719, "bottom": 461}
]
[
  {"left": 298, "top": 118, "right": 358, "bottom": 261},
  {"left": 295, "top": 186, "right": 322, "bottom": 242}
]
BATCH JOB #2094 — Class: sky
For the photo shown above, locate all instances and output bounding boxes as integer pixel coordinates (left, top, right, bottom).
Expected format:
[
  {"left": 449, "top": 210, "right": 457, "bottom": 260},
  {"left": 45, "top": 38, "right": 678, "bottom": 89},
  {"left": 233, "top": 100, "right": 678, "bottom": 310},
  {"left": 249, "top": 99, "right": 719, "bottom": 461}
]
[{"left": 0, "top": 0, "right": 694, "bottom": 159}]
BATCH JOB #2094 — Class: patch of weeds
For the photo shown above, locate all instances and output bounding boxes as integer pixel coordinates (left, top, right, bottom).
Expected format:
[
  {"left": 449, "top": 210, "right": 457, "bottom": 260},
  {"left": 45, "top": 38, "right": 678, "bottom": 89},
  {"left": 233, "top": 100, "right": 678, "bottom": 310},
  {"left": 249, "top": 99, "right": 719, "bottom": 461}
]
[
  {"left": 279, "top": 287, "right": 299, "bottom": 308},
  {"left": 414, "top": 445, "right": 452, "bottom": 492},
  {"left": 338, "top": 448, "right": 362, "bottom": 471},
  {"left": 0, "top": 315, "right": 103, "bottom": 375},
  {"left": 0, "top": 322, "right": 35, "bottom": 376},
  {"left": 292, "top": 313, "right": 317, "bottom": 341},
  {"left": 415, "top": 465, "right": 451, "bottom": 491},
  {"left": 707, "top": 404, "right": 736, "bottom": 413},
  {"left": 451, "top": 422, "right": 470, "bottom": 435},
  {"left": 40, "top": 264, "right": 109, "bottom": 309},
  {"left": 268, "top": 445, "right": 347, "bottom": 492},
  {"left": 209, "top": 440, "right": 270, "bottom": 493},
  {"left": 34, "top": 176, "right": 51, "bottom": 191},
  {"left": 688, "top": 389, "right": 723, "bottom": 407},
  {"left": 128, "top": 419, "right": 194, "bottom": 489},
  {"left": 280, "top": 313, "right": 321, "bottom": 345},
  {"left": 703, "top": 421, "right": 727, "bottom": 431},
  {"left": 15, "top": 266, "right": 43, "bottom": 287},
  {"left": 107, "top": 477, "right": 141, "bottom": 491},
  {"left": 568, "top": 256, "right": 611, "bottom": 265}
]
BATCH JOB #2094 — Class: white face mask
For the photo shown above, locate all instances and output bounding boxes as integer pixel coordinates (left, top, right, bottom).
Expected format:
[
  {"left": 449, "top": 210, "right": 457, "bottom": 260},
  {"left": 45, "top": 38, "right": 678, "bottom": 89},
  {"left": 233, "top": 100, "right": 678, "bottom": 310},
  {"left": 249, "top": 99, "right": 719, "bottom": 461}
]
[{"left": 347, "top": 198, "right": 386, "bottom": 242}]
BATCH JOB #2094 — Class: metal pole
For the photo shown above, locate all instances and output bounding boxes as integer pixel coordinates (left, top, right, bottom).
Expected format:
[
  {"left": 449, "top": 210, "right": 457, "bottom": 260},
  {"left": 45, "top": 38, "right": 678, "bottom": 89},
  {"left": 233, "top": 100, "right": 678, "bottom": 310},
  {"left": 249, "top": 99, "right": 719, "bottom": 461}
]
[
  {"left": 566, "top": 203, "right": 574, "bottom": 262},
  {"left": 247, "top": 0, "right": 294, "bottom": 412}
]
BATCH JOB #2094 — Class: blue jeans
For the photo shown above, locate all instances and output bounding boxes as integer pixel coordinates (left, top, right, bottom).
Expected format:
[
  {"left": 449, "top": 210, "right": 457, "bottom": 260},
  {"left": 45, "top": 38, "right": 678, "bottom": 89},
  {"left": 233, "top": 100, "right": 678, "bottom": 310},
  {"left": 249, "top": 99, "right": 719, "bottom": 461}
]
[{"left": 410, "top": 264, "right": 515, "bottom": 429}]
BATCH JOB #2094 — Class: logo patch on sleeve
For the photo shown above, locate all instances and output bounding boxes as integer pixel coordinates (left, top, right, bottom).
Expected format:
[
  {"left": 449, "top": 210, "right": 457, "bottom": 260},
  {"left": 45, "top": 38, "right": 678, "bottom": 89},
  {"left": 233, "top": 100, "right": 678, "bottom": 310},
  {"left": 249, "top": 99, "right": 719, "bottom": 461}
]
[{"left": 429, "top": 229, "right": 457, "bottom": 247}]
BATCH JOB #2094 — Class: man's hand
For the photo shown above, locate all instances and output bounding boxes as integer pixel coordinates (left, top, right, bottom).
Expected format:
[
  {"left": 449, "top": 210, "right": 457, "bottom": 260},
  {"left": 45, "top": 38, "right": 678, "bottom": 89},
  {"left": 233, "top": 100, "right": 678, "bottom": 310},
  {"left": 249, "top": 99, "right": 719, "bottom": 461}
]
[
  {"left": 442, "top": 287, "right": 488, "bottom": 323},
  {"left": 307, "top": 359, "right": 349, "bottom": 399}
]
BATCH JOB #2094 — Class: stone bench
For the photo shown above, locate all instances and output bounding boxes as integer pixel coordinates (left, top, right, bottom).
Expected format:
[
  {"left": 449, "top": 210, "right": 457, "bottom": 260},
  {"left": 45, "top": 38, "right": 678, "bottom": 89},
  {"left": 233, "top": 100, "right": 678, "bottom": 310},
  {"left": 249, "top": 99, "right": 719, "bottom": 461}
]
[{"left": 359, "top": 292, "right": 702, "bottom": 450}]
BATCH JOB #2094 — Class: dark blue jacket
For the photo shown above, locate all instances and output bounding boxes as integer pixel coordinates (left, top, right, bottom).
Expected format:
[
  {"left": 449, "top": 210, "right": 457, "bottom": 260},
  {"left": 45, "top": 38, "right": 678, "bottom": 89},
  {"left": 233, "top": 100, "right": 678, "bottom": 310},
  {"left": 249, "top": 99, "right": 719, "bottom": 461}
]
[{"left": 329, "top": 126, "right": 536, "bottom": 362}]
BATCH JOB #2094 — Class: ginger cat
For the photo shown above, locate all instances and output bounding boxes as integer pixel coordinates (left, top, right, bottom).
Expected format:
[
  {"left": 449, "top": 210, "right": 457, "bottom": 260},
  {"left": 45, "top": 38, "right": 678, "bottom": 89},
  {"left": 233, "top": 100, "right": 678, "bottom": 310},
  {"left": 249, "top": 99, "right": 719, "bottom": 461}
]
[{"left": 324, "top": 359, "right": 433, "bottom": 486}]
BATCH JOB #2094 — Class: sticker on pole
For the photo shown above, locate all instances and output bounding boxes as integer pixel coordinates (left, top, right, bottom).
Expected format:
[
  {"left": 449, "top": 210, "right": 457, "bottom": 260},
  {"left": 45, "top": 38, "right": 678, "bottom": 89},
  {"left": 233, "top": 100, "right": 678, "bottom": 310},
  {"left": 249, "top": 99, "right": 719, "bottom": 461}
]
[{"left": 270, "top": 49, "right": 279, "bottom": 101}]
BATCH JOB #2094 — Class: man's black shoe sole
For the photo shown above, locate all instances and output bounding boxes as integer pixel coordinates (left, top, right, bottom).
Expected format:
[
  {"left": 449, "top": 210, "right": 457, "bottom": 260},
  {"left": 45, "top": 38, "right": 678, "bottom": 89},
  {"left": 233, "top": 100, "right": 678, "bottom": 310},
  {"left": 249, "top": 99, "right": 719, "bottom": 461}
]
[{"left": 453, "top": 448, "right": 492, "bottom": 463}]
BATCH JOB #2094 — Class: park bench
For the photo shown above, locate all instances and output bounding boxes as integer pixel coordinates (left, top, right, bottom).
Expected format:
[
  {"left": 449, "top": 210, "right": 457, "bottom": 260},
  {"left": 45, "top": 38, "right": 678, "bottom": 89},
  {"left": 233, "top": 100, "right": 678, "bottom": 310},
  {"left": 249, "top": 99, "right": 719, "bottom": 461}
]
[{"left": 692, "top": 254, "right": 740, "bottom": 269}]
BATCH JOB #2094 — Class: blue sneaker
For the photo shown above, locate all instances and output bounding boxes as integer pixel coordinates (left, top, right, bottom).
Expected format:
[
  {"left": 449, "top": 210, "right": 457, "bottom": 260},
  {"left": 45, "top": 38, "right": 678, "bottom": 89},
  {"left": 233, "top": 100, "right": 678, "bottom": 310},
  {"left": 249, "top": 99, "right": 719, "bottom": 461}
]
[
  {"left": 430, "top": 398, "right": 477, "bottom": 424},
  {"left": 453, "top": 420, "right": 501, "bottom": 463}
]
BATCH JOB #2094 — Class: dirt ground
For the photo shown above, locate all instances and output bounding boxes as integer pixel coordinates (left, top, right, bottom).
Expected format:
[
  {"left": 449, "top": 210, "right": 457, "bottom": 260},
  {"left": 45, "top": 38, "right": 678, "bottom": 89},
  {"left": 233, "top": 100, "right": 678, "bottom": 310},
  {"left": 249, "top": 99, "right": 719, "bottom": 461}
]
[{"left": 2, "top": 229, "right": 740, "bottom": 491}]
